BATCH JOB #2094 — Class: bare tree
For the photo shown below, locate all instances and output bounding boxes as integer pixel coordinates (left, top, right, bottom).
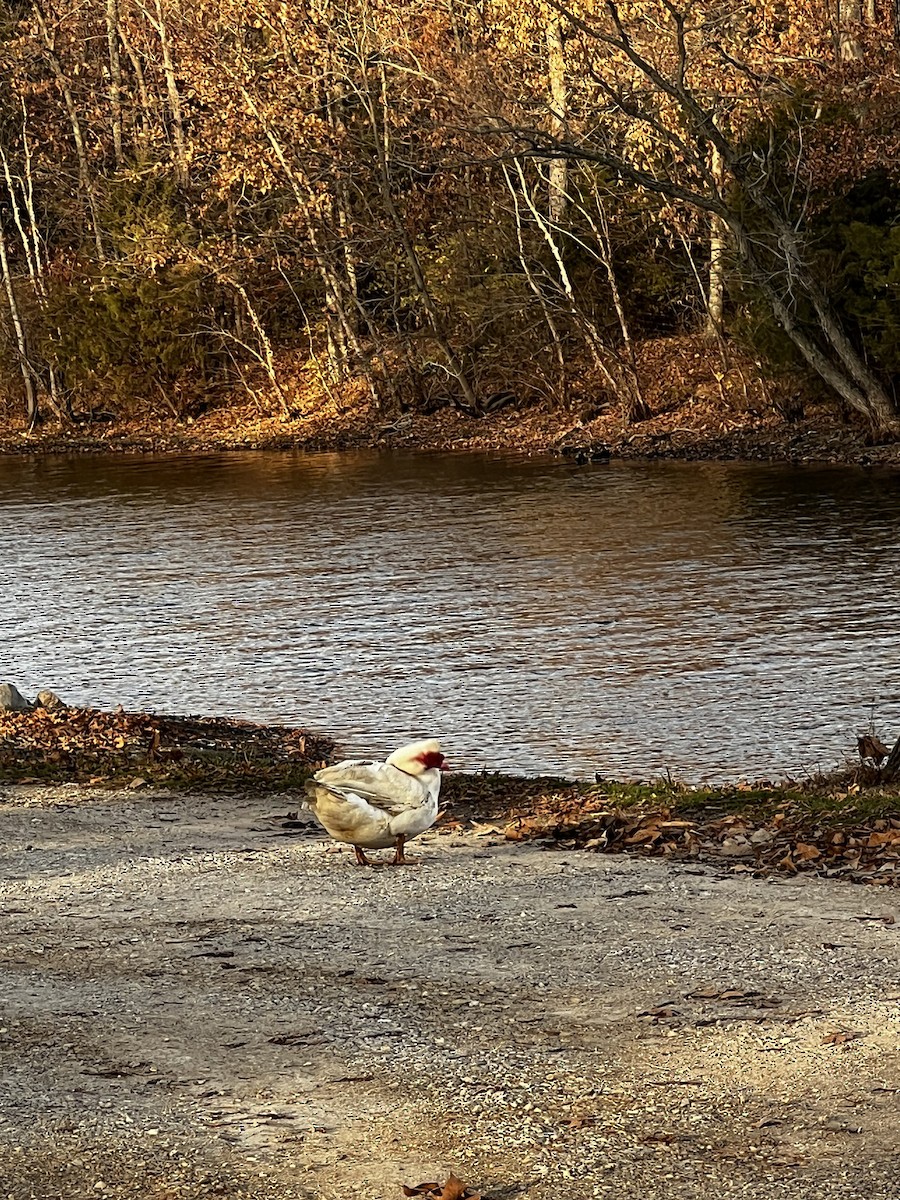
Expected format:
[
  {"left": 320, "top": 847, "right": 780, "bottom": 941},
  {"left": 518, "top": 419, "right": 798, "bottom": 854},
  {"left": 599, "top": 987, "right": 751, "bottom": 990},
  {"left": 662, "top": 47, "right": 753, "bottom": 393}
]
[
  {"left": 33, "top": 2, "right": 105, "bottom": 258},
  {"left": 137, "top": 0, "right": 189, "bottom": 183},
  {"left": 0, "top": 218, "right": 38, "bottom": 426},
  {"left": 488, "top": 1, "right": 898, "bottom": 431}
]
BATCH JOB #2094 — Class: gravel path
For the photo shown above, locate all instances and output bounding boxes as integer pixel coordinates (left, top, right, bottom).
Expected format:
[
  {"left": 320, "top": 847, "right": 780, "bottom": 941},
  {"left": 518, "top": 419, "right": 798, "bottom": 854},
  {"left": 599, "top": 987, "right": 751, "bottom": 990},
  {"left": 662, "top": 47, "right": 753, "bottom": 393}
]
[{"left": 1, "top": 783, "right": 898, "bottom": 1200}]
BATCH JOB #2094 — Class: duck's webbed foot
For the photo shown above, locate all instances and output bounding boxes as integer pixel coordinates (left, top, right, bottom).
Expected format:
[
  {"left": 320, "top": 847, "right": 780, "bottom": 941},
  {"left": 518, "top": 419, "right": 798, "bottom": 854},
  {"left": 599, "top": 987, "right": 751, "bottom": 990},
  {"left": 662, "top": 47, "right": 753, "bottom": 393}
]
[
  {"left": 391, "top": 835, "right": 419, "bottom": 866},
  {"left": 353, "top": 845, "right": 374, "bottom": 866}
]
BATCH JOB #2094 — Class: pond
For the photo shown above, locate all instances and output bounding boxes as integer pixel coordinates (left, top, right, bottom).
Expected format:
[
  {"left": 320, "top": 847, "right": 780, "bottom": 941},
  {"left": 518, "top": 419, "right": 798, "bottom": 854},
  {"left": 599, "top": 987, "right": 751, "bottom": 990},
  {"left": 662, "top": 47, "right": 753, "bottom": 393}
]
[{"left": 1, "top": 450, "right": 898, "bottom": 781}]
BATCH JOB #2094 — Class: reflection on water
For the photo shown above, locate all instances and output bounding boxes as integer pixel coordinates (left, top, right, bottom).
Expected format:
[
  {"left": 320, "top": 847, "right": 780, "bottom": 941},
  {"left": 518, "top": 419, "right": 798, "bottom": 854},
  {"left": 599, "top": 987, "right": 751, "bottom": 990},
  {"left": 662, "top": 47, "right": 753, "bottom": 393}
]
[{"left": 1, "top": 450, "right": 899, "bottom": 780}]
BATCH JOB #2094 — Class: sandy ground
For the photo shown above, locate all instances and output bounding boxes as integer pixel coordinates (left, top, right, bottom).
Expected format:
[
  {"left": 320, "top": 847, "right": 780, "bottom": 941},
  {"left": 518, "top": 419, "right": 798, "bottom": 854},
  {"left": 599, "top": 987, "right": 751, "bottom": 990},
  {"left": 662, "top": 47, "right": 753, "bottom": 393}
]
[{"left": 1, "top": 782, "right": 898, "bottom": 1200}]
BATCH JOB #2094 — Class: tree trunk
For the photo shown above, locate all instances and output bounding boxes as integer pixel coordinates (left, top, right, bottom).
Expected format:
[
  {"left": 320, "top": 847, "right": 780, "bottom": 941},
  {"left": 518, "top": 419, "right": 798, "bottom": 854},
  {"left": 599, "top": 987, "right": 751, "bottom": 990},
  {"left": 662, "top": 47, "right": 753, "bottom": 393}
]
[
  {"left": 106, "top": 0, "right": 124, "bottom": 167},
  {"left": 33, "top": 3, "right": 104, "bottom": 259},
  {"left": 546, "top": 18, "right": 568, "bottom": 227},
  {"left": 118, "top": 24, "right": 153, "bottom": 151},
  {"left": 881, "top": 732, "right": 900, "bottom": 781},
  {"left": 705, "top": 143, "right": 726, "bottom": 340},
  {"left": 503, "top": 163, "right": 568, "bottom": 402},
  {"left": 838, "top": 0, "right": 864, "bottom": 60},
  {"left": 0, "top": 221, "right": 39, "bottom": 426},
  {"left": 153, "top": 0, "right": 189, "bottom": 184}
]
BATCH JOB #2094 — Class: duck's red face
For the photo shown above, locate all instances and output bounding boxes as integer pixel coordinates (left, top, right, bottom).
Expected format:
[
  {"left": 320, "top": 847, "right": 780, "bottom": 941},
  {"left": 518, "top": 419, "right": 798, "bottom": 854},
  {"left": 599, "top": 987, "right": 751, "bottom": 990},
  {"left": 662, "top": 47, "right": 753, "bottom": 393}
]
[
  {"left": 387, "top": 739, "right": 448, "bottom": 776},
  {"left": 420, "top": 749, "right": 449, "bottom": 771}
]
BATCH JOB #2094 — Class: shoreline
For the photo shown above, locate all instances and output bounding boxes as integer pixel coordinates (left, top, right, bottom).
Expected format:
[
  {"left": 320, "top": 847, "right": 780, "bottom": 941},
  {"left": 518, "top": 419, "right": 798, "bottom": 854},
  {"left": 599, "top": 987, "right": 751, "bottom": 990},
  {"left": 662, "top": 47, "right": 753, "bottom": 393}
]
[
  {"left": 2, "top": 369, "right": 899, "bottom": 469},
  {"left": 0, "top": 411, "right": 893, "bottom": 468},
  {"left": 1, "top": 328, "right": 898, "bottom": 466},
  {"left": 1, "top": 704, "right": 898, "bottom": 885}
]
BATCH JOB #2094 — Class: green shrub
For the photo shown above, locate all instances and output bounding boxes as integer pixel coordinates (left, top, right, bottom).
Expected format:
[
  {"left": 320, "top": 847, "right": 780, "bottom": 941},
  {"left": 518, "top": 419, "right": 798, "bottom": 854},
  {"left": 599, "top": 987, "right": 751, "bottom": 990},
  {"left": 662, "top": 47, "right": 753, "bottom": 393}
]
[{"left": 41, "top": 262, "right": 225, "bottom": 415}]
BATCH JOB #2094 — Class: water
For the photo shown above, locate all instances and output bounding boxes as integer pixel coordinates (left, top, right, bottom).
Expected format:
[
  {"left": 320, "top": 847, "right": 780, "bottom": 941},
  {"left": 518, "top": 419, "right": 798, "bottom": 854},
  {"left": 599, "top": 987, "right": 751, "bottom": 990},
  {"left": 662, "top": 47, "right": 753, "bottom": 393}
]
[{"left": 1, "top": 450, "right": 899, "bottom": 781}]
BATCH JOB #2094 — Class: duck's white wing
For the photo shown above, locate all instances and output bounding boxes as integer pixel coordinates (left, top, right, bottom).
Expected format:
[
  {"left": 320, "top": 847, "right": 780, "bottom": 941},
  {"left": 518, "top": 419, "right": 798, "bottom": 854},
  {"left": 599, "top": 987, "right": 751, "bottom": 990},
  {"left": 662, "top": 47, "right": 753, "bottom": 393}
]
[{"left": 308, "top": 759, "right": 427, "bottom": 815}]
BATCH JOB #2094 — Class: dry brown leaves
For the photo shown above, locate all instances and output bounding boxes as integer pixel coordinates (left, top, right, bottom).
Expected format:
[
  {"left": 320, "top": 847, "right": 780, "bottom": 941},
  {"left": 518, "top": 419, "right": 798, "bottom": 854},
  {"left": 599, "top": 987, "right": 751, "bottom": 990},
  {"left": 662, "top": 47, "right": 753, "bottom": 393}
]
[
  {"left": 0, "top": 706, "right": 331, "bottom": 787},
  {"left": 638, "top": 986, "right": 786, "bottom": 1027},
  {"left": 501, "top": 794, "right": 900, "bottom": 886},
  {"left": 821, "top": 1029, "right": 865, "bottom": 1046},
  {"left": 402, "top": 1175, "right": 481, "bottom": 1200},
  {"left": 0, "top": 334, "right": 863, "bottom": 469}
]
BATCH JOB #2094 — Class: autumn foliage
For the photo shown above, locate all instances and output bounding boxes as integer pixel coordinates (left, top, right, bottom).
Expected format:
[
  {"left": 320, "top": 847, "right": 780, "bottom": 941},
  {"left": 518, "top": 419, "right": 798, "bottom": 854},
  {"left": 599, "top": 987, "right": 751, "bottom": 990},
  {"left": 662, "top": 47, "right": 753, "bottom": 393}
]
[{"left": 2, "top": 2, "right": 900, "bottom": 431}]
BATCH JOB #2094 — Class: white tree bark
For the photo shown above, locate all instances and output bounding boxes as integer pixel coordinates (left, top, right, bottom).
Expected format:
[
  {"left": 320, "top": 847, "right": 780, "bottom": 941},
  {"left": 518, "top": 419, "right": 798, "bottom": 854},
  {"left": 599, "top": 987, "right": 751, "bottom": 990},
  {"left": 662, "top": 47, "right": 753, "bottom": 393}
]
[
  {"left": 546, "top": 18, "right": 568, "bottom": 226},
  {"left": 705, "top": 143, "right": 726, "bottom": 339}
]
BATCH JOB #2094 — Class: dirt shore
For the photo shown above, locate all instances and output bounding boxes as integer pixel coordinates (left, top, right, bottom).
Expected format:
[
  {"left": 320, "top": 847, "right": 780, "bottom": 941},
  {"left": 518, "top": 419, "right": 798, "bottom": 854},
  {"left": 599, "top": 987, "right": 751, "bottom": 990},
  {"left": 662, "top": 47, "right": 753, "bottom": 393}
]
[
  {"left": 1, "top": 334, "right": 898, "bottom": 466},
  {"left": 0, "top": 398, "right": 889, "bottom": 467},
  {"left": 1, "top": 781, "right": 898, "bottom": 1200}
]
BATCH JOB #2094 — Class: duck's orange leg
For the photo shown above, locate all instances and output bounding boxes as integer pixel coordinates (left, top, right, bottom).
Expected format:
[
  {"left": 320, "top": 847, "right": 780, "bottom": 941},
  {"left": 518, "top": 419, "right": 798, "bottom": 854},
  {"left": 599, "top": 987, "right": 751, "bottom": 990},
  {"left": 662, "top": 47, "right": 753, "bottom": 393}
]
[
  {"left": 354, "top": 845, "right": 374, "bottom": 866},
  {"left": 391, "top": 835, "right": 419, "bottom": 866}
]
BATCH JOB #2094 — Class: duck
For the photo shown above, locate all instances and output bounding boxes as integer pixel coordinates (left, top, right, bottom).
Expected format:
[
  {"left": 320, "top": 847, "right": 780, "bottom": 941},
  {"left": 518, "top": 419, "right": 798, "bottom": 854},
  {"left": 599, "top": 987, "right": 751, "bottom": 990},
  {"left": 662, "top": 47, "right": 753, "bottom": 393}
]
[{"left": 303, "top": 738, "right": 449, "bottom": 865}]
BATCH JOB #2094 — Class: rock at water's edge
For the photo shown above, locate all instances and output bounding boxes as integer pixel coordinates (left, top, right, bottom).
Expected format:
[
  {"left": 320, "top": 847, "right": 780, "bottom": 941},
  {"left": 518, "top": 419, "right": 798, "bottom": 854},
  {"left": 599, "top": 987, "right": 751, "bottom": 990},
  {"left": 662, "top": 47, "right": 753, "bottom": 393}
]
[{"left": 0, "top": 682, "right": 32, "bottom": 711}]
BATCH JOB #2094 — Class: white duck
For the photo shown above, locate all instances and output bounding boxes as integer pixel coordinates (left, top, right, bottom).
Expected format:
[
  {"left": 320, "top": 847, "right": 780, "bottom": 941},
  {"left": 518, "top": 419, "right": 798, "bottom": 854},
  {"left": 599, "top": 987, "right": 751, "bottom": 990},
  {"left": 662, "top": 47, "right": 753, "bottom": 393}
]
[{"left": 303, "top": 738, "right": 448, "bottom": 865}]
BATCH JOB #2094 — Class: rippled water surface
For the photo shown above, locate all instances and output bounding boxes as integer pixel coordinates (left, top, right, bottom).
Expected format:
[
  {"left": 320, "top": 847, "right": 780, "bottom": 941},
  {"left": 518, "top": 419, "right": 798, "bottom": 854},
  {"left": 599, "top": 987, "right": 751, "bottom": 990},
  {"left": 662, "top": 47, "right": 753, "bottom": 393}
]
[{"left": 2, "top": 450, "right": 899, "bottom": 780}]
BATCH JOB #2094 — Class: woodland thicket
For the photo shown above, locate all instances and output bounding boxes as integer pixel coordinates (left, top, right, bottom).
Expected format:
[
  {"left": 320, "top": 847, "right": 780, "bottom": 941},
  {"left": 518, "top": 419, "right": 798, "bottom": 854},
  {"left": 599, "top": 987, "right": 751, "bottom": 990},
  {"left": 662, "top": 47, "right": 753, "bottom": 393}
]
[{"left": 2, "top": 1, "right": 900, "bottom": 432}]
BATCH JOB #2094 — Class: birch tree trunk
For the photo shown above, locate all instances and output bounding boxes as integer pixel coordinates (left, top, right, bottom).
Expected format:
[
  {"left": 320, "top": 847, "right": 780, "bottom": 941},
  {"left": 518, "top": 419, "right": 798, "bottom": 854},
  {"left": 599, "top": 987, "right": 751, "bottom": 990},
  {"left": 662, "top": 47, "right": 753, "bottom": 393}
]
[
  {"left": 839, "top": 0, "right": 864, "bottom": 60},
  {"left": 546, "top": 17, "right": 568, "bottom": 227},
  {"left": 145, "top": 0, "right": 189, "bottom": 183},
  {"left": 0, "top": 222, "right": 39, "bottom": 426},
  {"left": 502, "top": 163, "right": 568, "bottom": 401},
  {"left": 705, "top": 143, "right": 726, "bottom": 339}
]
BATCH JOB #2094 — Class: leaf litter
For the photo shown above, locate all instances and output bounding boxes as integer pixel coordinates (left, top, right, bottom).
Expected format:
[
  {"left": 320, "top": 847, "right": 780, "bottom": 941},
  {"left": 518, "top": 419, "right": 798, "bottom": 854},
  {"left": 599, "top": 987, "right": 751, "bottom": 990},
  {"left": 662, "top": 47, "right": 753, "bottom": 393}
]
[
  {"left": 0, "top": 705, "right": 332, "bottom": 789},
  {"left": 493, "top": 790, "right": 900, "bottom": 886}
]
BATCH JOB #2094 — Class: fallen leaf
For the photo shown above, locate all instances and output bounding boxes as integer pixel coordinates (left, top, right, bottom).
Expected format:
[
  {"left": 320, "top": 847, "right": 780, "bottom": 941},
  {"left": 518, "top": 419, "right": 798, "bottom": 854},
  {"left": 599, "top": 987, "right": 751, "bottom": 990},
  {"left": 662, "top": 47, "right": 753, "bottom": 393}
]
[
  {"left": 822, "top": 1029, "right": 865, "bottom": 1046},
  {"left": 857, "top": 734, "right": 889, "bottom": 763},
  {"left": 402, "top": 1175, "right": 481, "bottom": 1200},
  {"left": 469, "top": 822, "right": 503, "bottom": 836},
  {"left": 637, "top": 1005, "right": 681, "bottom": 1020},
  {"left": 442, "top": 1176, "right": 479, "bottom": 1200},
  {"left": 867, "top": 831, "right": 900, "bottom": 847},
  {"left": 794, "top": 842, "right": 822, "bottom": 861}
]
